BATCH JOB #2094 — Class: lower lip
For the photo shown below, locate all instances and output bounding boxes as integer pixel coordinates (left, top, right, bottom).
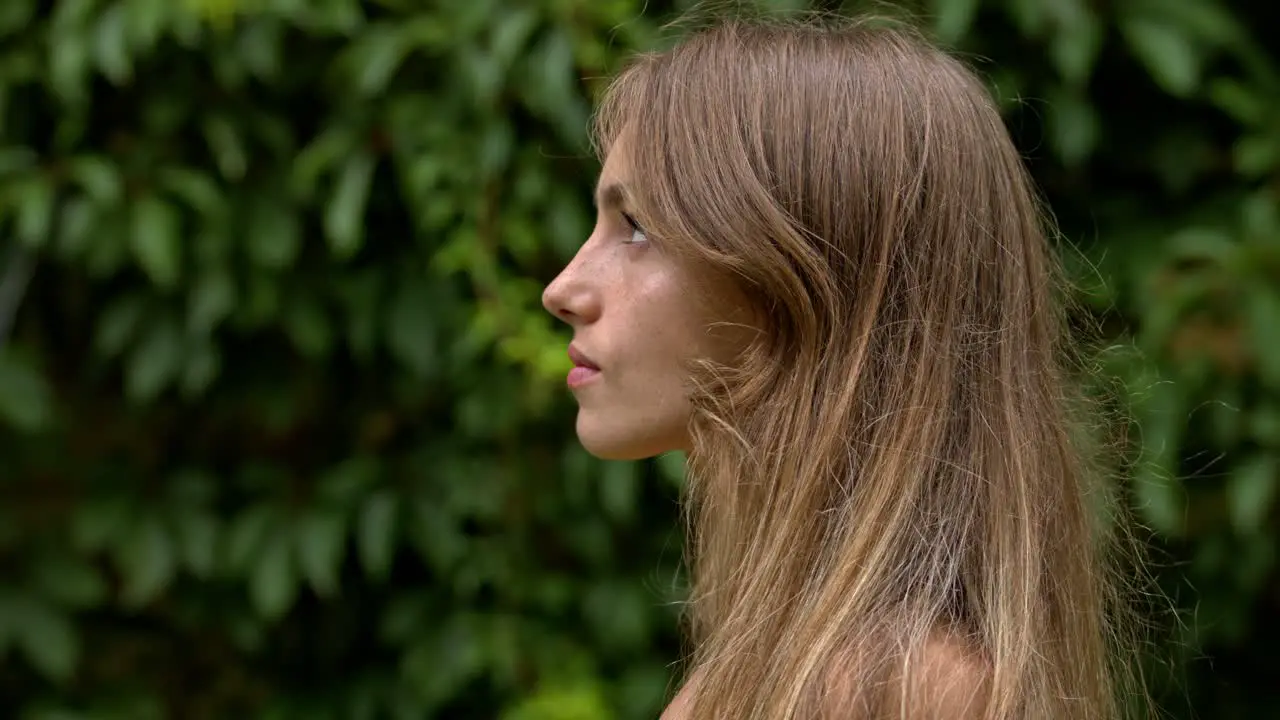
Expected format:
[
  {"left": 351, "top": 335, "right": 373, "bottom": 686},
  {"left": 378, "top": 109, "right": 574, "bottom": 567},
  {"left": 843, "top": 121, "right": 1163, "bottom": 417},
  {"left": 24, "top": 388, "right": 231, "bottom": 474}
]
[{"left": 567, "top": 366, "right": 600, "bottom": 388}]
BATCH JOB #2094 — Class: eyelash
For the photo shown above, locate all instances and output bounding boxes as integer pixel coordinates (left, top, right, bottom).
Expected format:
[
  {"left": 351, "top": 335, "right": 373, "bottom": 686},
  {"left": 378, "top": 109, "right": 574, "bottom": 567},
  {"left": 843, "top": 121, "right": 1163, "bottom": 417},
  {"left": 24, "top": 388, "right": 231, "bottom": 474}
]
[{"left": 620, "top": 212, "right": 648, "bottom": 244}]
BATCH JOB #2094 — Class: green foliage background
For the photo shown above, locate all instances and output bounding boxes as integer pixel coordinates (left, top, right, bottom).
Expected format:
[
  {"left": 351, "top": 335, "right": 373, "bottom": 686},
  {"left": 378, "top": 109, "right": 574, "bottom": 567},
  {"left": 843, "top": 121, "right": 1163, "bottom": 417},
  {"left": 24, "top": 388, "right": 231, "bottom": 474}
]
[{"left": 0, "top": 0, "right": 1277, "bottom": 717}]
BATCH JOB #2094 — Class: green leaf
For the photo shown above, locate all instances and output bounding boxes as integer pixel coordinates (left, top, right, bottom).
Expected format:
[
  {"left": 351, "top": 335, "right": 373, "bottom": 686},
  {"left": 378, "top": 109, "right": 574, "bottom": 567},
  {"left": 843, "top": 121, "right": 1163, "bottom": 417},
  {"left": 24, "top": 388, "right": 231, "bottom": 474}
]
[
  {"left": 93, "top": 3, "right": 132, "bottom": 84},
  {"left": 179, "top": 340, "right": 221, "bottom": 398},
  {"left": 0, "top": 146, "right": 38, "bottom": 176},
  {"left": 1050, "top": 10, "right": 1103, "bottom": 86},
  {"left": 129, "top": 195, "right": 182, "bottom": 288},
  {"left": 1047, "top": 88, "right": 1099, "bottom": 166},
  {"left": 48, "top": 25, "right": 90, "bottom": 104},
  {"left": 203, "top": 116, "right": 247, "bottom": 181},
  {"left": 1247, "top": 287, "right": 1280, "bottom": 389},
  {"left": 0, "top": 349, "right": 52, "bottom": 432},
  {"left": 346, "top": 22, "right": 412, "bottom": 96},
  {"left": 324, "top": 151, "right": 376, "bottom": 260},
  {"left": 15, "top": 175, "right": 55, "bottom": 247},
  {"left": 358, "top": 491, "right": 397, "bottom": 582},
  {"left": 931, "top": 0, "right": 979, "bottom": 44},
  {"left": 317, "top": 457, "right": 380, "bottom": 504},
  {"left": 187, "top": 268, "right": 236, "bottom": 334},
  {"left": 68, "top": 155, "right": 123, "bottom": 203},
  {"left": 1233, "top": 134, "right": 1278, "bottom": 178},
  {"left": 124, "top": 317, "right": 182, "bottom": 402},
  {"left": 224, "top": 504, "right": 275, "bottom": 575},
  {"left": 117, "top": 514, "right": 177, "bottom": 608},
  {"left": 250, "top": 528, "right": 298, "bottom": 620},
  {"left": 158, "top": 166, "right": 224, "bottom": 218},
  {"left": 11, "top": 596, "right": 79, "bottom": 683},
  {"left": 31, "top": 554, "right": 107, "bottom": 609},
  {"left": 95, "top": 294, "right": 147, "bottom": 358},
  {"left": 294, "top": 509, "right": 346, "bottom": 598},
  {"left": 1227, "top": 454, "right": 1277, "bottom": 534},
  {"left": 174, "top": 511, "right": 219, "bottom": 580},
  {"left": 386, "top": 282, "right": 438, "bottom": 376},
  {"left": 290, "top": 126, "right": 355, "bottom": 200},
  {"left": 1209, "top": 78, "right": 1266, "bottom": 126},
  {"left": 600, "top": 461, "right": 639, "bottom": 524},
  {"left": 283, "top": 295, "right": 334, "bottom": 358},
  {"left": 1120, "top": 17, "right": 1201, "bottom": 97},
  {"left": 246, "top": 197, "right": 302, "bottom": 269}
]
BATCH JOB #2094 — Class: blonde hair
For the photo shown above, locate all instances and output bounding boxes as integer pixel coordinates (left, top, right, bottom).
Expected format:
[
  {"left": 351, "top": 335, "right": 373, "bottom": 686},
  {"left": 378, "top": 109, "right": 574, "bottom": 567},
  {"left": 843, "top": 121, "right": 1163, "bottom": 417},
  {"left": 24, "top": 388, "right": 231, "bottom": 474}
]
[{"left": 593, "top": 14, "right": 1146, "bottom": 720}]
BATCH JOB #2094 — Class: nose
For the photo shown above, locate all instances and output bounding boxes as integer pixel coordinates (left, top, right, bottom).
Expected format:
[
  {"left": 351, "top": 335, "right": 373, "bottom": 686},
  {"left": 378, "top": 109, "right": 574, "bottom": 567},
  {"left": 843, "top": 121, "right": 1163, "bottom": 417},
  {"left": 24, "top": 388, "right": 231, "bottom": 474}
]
[{"left": 542, "top": 249, "right": 601, "bottom": 326}]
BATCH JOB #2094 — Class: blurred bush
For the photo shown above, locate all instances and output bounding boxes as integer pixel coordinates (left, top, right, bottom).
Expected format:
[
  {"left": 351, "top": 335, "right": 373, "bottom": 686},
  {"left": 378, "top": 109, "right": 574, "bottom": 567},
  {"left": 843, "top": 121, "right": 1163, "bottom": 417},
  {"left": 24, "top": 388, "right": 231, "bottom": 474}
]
[{"left": 0, "top": 0, "right": 1276, "bottom": 718}]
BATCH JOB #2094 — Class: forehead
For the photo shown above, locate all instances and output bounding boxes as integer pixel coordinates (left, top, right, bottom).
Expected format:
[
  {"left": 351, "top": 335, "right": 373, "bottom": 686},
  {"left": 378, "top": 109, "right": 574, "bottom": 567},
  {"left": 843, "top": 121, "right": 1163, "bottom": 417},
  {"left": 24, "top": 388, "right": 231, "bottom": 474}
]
[{"left": 595, "top": 136, "right": 633, "bottom": 192}]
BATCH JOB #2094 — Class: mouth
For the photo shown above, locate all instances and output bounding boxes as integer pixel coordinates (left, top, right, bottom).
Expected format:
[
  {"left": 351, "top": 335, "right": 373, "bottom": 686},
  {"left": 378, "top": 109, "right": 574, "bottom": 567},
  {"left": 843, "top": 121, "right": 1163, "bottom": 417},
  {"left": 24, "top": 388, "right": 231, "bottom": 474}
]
[
  {"left": 567, "top": 344, "right": 601, "bottom": 388},
  {"left": 567, "top": 344, "right": 601, "bottom": 371}
]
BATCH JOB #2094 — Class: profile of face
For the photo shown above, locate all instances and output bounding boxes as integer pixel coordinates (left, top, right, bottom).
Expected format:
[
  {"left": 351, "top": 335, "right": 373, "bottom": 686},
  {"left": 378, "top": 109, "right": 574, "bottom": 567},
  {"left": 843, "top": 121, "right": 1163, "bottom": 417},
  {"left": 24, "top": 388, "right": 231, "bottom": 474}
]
[{"left": 541, "top": 141, "right": 749, "bottom": 461}]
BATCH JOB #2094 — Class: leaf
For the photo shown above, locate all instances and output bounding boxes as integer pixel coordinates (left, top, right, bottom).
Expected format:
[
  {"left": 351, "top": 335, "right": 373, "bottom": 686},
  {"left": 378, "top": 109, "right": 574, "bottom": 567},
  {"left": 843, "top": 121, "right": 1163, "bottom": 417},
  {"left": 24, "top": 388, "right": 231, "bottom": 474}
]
[
  {"left": 600, "top": 461, "right": 639, "bottom": 524},
  {"left": 1247, "top": 287, "right": 1280, "bottom": 389},
  {"left": 1209, "top": 78, "right": 1266, "bottom": 126},
  {"left": 931, "top": 0, "right": 979, "bottom": 44},
  {"left": 317, "top": 457, "right": 380, "bottom": 504},
  {"left": 158, "top": 166, "right": 223, "bottom": 218},
  {"left": 250, "top": 528, "right": 298, "bottom": 620},
  {"left": 324, "top": 151, "right": 376, "bottom": 260},
  {"left": 93, "top": 3, "right": 132, "bottom": 84},
  {"left": 385, "top": 282, "right": 438, "bottom": 376},
  {"left": 124, "top": 317, "right": 182, "bottom": 403},
  {"left": 0, "top": 351, "right": 53, "bottom": 431},
  {"left": 31, "top": 554, "right": 107, "bottom": 609},
  {"left": 187, "top": 268, "right": 236, "bottom": 334},
  {"left": 48, "top": 25, "right": 90, "bottom": 104},
  {"left": 125, "top": 0, "right": 169, "bottom": 51},
  {"left": 179, "top": 341, "right": 221, "bottom": 398},
  {"left": 1050, "top": 10, "right": 1103, "bottom": 86},
  {"left": 224, "top": 504, "right": 275, "bottom": 575},
  {"left": 68, "top": 155, "right": 123, "bottom": 202},
  {"left": 1120, "top": 17, "right": 1201, "bottom": 97},
  {"left": 358, "top": 491, "right": 397, "bottom": 582},
  {"left": 1227, "top": 454, "right": 1277, "bottom": 534},
  {"left": 117, "top": 514, "right": 177, "bottom": 608},
  {"left": 0, "top": 146, "right": 37, "bottom": 176},
  {"left": 70, "top": 500, "right": 131, "bottom": 555},
  {"left": 346, "top": 22, "right": 411, "bottom": 96},
  {"left": 246, "top": 197, "right": 301, "bottom": 269},
  {"left": 294, "top": 509, "right": 346, "bottom": 598},
  {"left": 95, "top": 294, "right": 147, "bottom": 357},
  {"left": 203, "top": 116, "right": 247, "bottom": 180},
  {"left": 1047, "top": 88, "right": 1099, "bottom": 166},
  {"left": 174, "top": 510, "right": 219, "bottom": 580},
  {"left": 290, "top": 126, "right": 355, "bottom": 200},
  {"left": 15, "top": 175, "right": 55, "bottom": 247},
  {"left": 129, "top": 195, "right": 182, "bottom": 288},
  {"left": 1233, "top": 135, "right": 1278, "bottom": 178},
  {"left": 11, "top": 596, "right": 79, "bottom": 683},
  {"left": 283, "top": 295, "right": 333, "bottom": 358}
]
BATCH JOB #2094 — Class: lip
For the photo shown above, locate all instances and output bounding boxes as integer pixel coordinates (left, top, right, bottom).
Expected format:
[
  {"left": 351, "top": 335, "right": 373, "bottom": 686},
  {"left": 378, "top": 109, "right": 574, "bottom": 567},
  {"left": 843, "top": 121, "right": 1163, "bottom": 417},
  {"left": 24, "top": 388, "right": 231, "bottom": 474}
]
[
  {"left": 567, "top": 344, "right": 601, "bottom": 389},
  {"left": 567, "top": 344, "right": 601, "bottom": 371}
]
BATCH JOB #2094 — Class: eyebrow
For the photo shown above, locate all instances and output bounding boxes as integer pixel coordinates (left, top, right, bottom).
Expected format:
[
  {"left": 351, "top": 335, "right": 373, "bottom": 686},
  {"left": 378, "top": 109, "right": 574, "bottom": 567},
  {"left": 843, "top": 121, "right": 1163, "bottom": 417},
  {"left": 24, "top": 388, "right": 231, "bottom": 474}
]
[{"left": 593, "top": 182, "right": 628, "bottom": 211}]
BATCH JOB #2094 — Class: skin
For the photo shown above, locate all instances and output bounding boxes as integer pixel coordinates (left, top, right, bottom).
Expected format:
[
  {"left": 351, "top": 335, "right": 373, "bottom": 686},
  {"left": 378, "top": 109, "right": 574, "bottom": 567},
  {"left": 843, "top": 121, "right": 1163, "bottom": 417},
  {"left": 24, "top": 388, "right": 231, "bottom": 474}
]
[
  {"left": 542, "top": 140, "right": 748, "bottom": 461},
  {"left": 545, "top": 142, "right": 989, "bottom": 718}
]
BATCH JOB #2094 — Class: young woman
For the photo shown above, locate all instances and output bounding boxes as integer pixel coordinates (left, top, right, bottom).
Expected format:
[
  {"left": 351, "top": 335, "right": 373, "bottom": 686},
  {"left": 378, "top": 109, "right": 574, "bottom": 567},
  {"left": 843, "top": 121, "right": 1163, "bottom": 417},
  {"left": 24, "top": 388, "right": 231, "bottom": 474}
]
[{"left": 542, "top": 15, "right": 1143, "bottom": 720}]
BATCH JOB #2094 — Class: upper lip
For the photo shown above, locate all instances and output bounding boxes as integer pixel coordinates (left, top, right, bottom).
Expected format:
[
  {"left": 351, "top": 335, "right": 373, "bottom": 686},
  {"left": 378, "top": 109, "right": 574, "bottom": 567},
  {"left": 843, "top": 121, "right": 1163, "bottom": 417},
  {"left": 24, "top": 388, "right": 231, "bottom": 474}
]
[{"left": 568, "top": 344, "right": 600, "bottom": 370}]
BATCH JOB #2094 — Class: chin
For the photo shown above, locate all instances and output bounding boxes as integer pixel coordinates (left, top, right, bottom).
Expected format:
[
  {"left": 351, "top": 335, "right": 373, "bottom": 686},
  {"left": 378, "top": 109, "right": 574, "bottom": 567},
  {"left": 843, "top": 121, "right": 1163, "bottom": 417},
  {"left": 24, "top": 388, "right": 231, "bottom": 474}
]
[{"left": 575, "top": 413, "right": 686, "bottom": 461}]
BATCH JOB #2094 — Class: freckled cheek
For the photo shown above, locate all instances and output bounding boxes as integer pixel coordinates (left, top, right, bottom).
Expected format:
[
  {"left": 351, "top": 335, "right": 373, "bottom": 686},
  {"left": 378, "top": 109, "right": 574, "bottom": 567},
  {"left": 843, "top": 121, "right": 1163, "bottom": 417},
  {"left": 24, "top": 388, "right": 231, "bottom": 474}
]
[{"left": 624, "top": 273, "right": 706, "bottom": 380}]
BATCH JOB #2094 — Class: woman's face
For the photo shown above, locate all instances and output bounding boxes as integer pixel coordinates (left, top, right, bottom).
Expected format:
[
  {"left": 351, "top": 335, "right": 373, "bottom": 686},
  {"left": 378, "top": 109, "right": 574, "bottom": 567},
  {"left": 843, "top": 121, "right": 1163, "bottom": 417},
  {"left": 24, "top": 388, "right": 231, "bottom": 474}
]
[{"left": 542, "top": 141, "right": 749, "bottom": 460}]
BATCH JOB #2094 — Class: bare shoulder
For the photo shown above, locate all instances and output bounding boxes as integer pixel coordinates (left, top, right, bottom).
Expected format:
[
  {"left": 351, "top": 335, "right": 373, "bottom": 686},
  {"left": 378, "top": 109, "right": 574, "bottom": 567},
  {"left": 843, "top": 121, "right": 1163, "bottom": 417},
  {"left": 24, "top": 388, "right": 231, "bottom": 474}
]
[
  {"left": 910, "top": 631, "right": 991, "bottom": 718},
  {"left": 825, "top": 630, "right": 991, "bottom": 719}
]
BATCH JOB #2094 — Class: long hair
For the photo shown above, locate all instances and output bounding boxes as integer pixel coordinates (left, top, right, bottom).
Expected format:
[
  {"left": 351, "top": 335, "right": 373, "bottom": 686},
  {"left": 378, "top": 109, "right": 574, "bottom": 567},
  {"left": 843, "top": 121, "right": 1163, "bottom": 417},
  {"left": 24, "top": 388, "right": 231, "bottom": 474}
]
[{"left": 592, "top": 14, "right": 1144, "bottom": 720}]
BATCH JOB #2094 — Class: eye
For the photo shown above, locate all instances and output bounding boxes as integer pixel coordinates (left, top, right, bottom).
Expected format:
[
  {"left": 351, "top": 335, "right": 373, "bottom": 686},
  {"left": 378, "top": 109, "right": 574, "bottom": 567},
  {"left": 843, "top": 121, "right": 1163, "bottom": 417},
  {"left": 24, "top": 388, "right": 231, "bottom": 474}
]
[{"left": 620, "top": 212, "right": 648, "bottom": 245}]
